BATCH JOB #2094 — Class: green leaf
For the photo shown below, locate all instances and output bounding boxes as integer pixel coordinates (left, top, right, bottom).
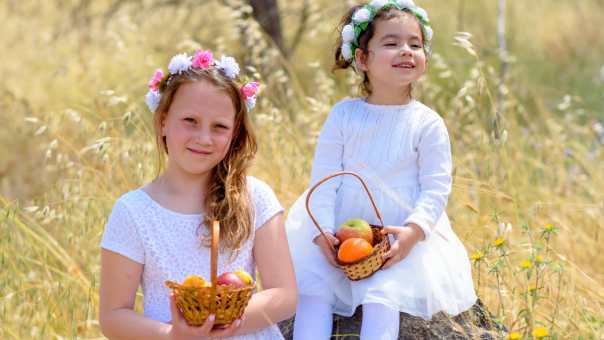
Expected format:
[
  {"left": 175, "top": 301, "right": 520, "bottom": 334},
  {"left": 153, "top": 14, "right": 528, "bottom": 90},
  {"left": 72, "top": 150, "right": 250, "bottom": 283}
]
[
  {"left": 354, "top": 26, "right": 362, "bottom": 36},
  {"left": 517, "top": 308, "right": 529, "bottom": 318},
  {"left": 360, "top": 22, "right": 369, "bottom": 30}
]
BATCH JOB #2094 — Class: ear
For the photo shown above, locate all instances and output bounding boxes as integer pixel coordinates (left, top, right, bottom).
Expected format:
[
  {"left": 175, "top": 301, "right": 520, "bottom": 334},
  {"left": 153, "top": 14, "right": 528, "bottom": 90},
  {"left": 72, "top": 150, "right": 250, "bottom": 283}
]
[{"left": 354, "top": 48, "right": 368, "bottom": 72}]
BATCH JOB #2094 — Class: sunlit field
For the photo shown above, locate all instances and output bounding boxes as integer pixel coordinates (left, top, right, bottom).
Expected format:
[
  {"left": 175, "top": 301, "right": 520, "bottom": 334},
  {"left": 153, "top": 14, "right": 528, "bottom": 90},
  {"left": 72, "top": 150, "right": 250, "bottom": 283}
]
[{"left": 1, "top": 0, "right": 604, "bottom": 338}]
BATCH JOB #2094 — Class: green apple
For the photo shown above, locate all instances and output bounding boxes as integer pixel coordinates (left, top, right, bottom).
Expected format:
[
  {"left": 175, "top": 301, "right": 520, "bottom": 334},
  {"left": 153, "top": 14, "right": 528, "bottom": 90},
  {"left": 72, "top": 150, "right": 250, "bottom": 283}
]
[{"left": 335, "top": 218, "right": 374, "bottom": 245}]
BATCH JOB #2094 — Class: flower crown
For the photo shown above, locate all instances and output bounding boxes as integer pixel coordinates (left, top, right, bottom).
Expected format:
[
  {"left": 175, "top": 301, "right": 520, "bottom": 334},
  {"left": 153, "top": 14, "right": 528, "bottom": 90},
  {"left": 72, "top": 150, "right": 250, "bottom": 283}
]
[
  {"left": 145, "top": 50, "right": 260, "bottom": 113},
  {"left": 341, "top": 0, "right": 432, "bottom": 66}
]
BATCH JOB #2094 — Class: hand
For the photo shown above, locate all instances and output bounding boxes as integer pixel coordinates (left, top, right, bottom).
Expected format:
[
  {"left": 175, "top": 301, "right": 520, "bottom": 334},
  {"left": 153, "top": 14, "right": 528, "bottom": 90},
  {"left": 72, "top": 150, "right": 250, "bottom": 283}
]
[
  {"left": 168, "top": 293, "right": 244, "bottom": 339},
  {"left": 314, "top": 233, "right": 340, "bottom": 268},
  {"left": 380, "top": 223, "right": 425, "bottom": 270}
]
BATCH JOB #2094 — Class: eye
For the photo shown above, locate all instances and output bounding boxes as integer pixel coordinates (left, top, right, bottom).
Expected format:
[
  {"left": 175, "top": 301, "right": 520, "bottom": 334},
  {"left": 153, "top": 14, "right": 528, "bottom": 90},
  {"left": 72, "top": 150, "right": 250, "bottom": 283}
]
[
  {"left": 184, "top": 118, "right": 196, "bottom": 123},
  {"left": 216, "top": 124, "right": 229, "bottom": 129},
  {"left": 385, "top": 42, "right": 397, "bottom": 46}
]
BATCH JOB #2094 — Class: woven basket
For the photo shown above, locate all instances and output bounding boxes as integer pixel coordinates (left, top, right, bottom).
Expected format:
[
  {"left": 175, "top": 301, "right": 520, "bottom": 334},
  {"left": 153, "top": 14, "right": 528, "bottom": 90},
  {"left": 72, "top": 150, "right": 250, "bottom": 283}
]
[
  {"left": 165, "top": 221, "right": 256, "bottom": 325},
  {"left": 306, "top": 171, "right": 391, "bottom": 281}
]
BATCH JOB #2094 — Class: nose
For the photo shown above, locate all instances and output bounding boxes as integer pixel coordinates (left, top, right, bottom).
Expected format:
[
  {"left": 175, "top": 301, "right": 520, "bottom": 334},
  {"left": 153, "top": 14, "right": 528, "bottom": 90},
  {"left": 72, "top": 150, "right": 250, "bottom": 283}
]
[
  {"left": 194, "top": 127, "right": 212, "bottom": 146},
  {"left": 399, "top": 44, "right": 413, "bottom": 56}
]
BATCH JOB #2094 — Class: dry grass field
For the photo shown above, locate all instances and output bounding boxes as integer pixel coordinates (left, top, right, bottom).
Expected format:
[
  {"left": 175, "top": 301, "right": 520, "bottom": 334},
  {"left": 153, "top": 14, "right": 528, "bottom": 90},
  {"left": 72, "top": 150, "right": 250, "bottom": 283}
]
[{"left": 1, "top": 0, "right": 603, "bottom": 338}]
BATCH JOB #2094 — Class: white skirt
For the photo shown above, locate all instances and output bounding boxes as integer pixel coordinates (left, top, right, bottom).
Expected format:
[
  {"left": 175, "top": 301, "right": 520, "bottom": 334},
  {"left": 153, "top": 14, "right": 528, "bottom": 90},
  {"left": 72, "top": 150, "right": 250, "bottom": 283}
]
[{"left": 285, "top": 183, "right": 477, "bottom": 320}]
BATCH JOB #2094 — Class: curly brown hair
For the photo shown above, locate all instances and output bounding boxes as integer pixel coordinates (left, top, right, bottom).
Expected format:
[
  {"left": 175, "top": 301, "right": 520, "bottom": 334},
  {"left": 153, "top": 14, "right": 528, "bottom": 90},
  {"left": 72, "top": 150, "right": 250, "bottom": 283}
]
[
  {"left": 152, "top": 67, "right": 258, "bottom": 262},
  {"left": 332, "top": 4, "right": 430, "bottom": 97}
]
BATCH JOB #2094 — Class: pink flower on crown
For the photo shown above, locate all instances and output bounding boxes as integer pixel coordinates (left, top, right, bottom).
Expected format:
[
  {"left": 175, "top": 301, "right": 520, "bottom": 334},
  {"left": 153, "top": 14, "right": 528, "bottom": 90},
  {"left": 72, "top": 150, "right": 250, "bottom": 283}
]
[
  {"left": 241, "top": 82, "right": 260, "bottom": 99},
  {"left": 192, "top": 50, "right": 214, "bottom": 69},
  {"left": 148, "top": 69, "right": 163, "bottom": 91}
]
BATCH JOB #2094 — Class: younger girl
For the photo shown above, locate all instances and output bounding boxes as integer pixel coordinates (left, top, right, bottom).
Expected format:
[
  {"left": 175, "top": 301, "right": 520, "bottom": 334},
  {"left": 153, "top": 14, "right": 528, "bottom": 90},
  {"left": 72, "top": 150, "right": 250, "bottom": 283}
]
[
  {"left": 99, "top": 50, "right": 297, "bottom": 339},
  {"left": 286, "top": 1, "right": 477, "bottom": 339}
]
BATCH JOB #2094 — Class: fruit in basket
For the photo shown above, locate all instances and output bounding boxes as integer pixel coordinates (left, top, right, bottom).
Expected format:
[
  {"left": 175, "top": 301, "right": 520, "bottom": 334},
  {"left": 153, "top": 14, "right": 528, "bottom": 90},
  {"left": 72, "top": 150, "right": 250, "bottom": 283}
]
[
  {"left": 336, "top": 218, "right": 374, "bottom": 245},
  {"left": 337, "top": 238, "right": 374, "bottom": 263},
  {"left": 234, "top": 270, "right": 254, "bottom": 286},
  {"left": 182, "top": 274, "right": 206, "bottom": 286},
  {"left": 217, "top": 272, "right": 247, "bottom": 289}
]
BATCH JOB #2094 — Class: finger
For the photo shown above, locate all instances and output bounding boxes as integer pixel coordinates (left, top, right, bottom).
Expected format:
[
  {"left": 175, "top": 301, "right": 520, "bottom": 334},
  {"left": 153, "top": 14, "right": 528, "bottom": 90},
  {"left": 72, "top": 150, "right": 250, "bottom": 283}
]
[
  {"left": 326, "top": 234, "right": 339, "bottom": 245},
  {"left": 381, "top": 254, "right": 400, "bottom": 270},
  {"left": 209, "top": 317, "right": 243, "bottom": 337},
  {"left": 381, "top": 243, "right": 399, "bottom": 259},
  {"left": 381, "top": 226, "right": 398, "bottom": 234},
  {"left": 195, "top": 314, "right": 216, "bottom": 335},
  {"left": 168, "top": 294, "right": 185, "bottom": 324}
]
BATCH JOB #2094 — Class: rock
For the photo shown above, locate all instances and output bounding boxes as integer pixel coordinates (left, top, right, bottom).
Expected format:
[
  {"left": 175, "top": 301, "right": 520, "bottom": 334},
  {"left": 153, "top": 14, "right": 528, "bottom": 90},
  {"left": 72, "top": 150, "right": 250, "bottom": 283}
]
[{"left": 278, "top": 298, "right": 508, "bottom": 339}]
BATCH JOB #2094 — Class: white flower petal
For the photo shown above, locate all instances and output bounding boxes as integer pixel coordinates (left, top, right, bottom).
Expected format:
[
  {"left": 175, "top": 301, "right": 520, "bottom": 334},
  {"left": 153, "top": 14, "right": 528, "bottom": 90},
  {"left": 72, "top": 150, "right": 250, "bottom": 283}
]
[
  {"left": 342, "top": 24, "right": 356, "bottom": 44},
  {"left": 395, "top": 0, "right": 415, "bottom": 8},
  {"left": 214, "top": 56, "right": 240, "bottom": 78},
  {"left": 413, "top": 6, "right": 429, "bottom": 22},
  {"left": 168, "top": 53, "right": 193, "bottom": 75},
  {"left": 145, "top": 90, "right": 162, "bottom": 113},
  {"left": 424, "top": 25, "right": 433, "bottom": 41},
  {"left": 245, "top": 96, "right": 257, "bottom": 112},
  {"left": 352, "top": 8, "right": 371, "bottom": 23},
  {"left": 369, "top": 0, "right": 389, "bottom": 10},
  {"left": 341, "top": 42, "right": 353, "bottom": 61}
]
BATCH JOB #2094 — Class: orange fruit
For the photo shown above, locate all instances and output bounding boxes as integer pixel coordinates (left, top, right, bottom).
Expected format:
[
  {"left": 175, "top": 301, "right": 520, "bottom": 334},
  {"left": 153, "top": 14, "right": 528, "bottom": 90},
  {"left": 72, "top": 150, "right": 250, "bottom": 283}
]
[
  {"left": 337, "top": 238, "right": 374, "bottom": 263},
  {"left": 182, "top": 275, "right": 205, "bottom": 286}
]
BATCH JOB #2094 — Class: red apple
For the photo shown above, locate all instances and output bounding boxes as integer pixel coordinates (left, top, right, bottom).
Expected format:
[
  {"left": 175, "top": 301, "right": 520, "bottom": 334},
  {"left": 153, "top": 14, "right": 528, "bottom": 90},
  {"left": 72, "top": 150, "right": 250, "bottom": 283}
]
[
  {"left": 216, "top": 272, "right": 246, "bottom": 289},
  {"left": 335, "top": 218, "right": 374, "bottom": 245}
]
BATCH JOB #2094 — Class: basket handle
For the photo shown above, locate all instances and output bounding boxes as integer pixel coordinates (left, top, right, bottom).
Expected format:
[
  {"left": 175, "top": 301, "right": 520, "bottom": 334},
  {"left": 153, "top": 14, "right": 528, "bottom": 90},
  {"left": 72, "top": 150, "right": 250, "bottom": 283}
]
[
  {"left": 306, "top": 171, "right": 385, "bottom": 253},
  {"left": 209, "top": 220, "right": 219, "bottom": 317}
]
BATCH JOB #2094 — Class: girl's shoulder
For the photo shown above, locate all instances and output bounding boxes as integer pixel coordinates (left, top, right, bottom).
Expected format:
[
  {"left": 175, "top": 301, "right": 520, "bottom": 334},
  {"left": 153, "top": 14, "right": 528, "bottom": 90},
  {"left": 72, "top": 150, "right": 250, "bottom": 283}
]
[
  {"left": 246, "top": 176, "right": 275, "bottom": 198},
  {"left": 331, "top": 97, "right": 364, "bottom": 111},
  {"left": 410, "top": 101, "right": 445, "bottom": 126},
  {"left": 246, "top": 176, "right": 285, "bottom": 230},
  {"left": 113, "top": 187, "right": 152, "bottom": 214}
]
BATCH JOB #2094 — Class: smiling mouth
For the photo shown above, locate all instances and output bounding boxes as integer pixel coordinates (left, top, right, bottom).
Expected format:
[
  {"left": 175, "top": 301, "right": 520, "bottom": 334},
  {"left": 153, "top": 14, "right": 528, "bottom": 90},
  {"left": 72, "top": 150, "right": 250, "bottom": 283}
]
[
  {"left": 394, "top": 64, "right": 415, "bottom": 68},
  {"left": 188, "top": 148, "right": 211, "bottom": 155}
]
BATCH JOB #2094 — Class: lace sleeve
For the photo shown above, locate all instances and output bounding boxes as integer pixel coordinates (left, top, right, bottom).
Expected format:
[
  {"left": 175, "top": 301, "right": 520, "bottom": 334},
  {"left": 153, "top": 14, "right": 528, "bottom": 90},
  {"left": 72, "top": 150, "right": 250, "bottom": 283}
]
[
  {"left": 306, "top": 107, "right": 345, "bottom": 241},
  {"left": 250, "top": 177, "right": 285, "bottom": 231},
  {"left": 99, "top": 200, "right": 145, "bottom": 264},
  {"left": 403, "top": 116, "right": 452, "bottom": 241}
]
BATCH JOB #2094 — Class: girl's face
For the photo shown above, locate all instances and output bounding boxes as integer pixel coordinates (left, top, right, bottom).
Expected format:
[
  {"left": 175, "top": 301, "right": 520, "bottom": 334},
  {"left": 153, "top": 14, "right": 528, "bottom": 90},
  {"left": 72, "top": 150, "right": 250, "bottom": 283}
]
[
  {"left": 161, "top": 81, "right": 236, "bottom": 177},
  {"left": 358, "top": 14, "right": 426, "bottom": 89}
]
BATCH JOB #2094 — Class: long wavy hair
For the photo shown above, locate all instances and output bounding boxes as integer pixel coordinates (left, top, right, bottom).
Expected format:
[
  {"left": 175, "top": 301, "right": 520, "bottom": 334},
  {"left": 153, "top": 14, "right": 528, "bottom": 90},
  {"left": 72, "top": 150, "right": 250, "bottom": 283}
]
[
  {"left": 332, "top": 4, "right": 430, "bottom": 97},
  {"left": 152, "top": 67, "right": 258, "bottom": 261}
]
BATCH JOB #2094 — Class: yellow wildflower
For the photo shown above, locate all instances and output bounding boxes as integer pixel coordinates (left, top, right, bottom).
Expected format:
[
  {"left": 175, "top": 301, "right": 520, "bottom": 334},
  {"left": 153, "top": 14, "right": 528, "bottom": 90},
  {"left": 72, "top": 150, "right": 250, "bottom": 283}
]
[
  {"left": 544, "top": 225, "right": 554, "bottom": 231},
  {"left": 536, "top": 256, "right": 543, "bottom": 261},
  {"left": 505, "top": 333, "right": 522, "bottom": 340},
  {"left": 472, "top": 253, "right": 483, "bottom": 260},
  {"left": 529, "top": 285, "right": 536, "bottom": 291},
  {"left": 521, "top": 261, "right": 531, "bottom": 268},
  {"left": 533, "top": 328, "right": 548, "bottom": 338},
  {"left": 494, "top": 238, "right": 505, "bottom": 246}
]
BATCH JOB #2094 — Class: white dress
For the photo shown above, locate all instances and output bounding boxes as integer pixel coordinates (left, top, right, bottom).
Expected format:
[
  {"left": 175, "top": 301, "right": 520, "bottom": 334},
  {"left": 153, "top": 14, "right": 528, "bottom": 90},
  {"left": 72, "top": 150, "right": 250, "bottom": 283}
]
[
  {"left": 285, "top": 98, "right": 477, "bottom": 320},
  {"left": 100, "top": 176, "right": 286, "bottom": 340}
]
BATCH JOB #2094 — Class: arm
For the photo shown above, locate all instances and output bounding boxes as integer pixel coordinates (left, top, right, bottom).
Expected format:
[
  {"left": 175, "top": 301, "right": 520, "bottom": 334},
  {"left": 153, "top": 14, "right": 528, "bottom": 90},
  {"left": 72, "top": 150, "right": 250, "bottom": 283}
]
[
  {"left": 403, "top": 117, "right": 452, "bottom": 241},
  {"left": 307, "top": 108, "right": 345, "bottom": 241},
  {"left": 380, "top": 117, "right": 452, "bottom": 269},
  {"left": 99, "top": 250, "right": 243, "bottom": 339},
  {"left": 235, "top": 212, "right": 297, "bottom": 334}
]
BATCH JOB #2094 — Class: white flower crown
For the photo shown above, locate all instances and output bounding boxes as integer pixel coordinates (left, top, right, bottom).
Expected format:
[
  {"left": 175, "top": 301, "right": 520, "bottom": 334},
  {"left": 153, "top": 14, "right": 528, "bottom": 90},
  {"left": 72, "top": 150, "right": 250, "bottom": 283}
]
[
  {"left": 341, "top": 0, "right": 432, "bottom": 65},
  {"left": 145, "top": 50, "right": 259, "bottom": 113}
]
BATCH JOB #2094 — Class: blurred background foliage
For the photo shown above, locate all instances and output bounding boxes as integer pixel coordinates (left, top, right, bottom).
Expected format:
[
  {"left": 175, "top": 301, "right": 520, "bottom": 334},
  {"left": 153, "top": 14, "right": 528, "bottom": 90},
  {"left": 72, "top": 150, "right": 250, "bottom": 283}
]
[{"left": 1, "top": 0, "right": 603, "bottom": 338}]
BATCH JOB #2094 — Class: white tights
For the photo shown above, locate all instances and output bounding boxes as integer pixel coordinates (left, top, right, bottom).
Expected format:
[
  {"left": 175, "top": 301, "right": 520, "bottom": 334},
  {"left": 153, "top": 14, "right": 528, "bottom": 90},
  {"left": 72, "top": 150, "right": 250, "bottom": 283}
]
[{"left": 293, "top": 295, "right": 400, "bottom": 340}]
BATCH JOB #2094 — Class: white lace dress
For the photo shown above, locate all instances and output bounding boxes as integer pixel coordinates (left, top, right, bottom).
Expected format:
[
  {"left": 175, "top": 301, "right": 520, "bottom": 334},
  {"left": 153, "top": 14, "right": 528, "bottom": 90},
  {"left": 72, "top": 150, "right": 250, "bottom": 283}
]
[
  {"left": 285, "top": 98, "right": 477, "bottom": 319},
  {"left": 100, "top": 176, "right": 286, "bottom": 340}
]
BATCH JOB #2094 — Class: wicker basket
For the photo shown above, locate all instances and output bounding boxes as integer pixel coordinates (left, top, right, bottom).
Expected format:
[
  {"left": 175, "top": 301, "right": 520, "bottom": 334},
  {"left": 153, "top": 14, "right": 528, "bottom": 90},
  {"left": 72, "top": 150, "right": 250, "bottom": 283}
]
[
  {"left": 165, "top": 221, "right": 256, "bottom": 325},
  {"left": 306, "top": 171, "right": 391, "bottom": 281}
]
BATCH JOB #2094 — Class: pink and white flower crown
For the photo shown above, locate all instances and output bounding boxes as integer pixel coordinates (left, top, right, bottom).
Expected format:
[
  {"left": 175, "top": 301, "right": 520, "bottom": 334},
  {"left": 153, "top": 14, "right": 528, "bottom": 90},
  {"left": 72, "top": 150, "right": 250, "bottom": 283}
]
[{"left": 145, "top": 50, "right": 260, "bottom": 113}]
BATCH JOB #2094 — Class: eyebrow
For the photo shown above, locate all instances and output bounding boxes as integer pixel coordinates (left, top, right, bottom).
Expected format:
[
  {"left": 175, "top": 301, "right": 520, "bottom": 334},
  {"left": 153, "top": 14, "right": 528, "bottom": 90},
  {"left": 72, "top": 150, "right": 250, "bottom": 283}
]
[{"left": 379, "top": 33, "right": 422, "bottom": 42}]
